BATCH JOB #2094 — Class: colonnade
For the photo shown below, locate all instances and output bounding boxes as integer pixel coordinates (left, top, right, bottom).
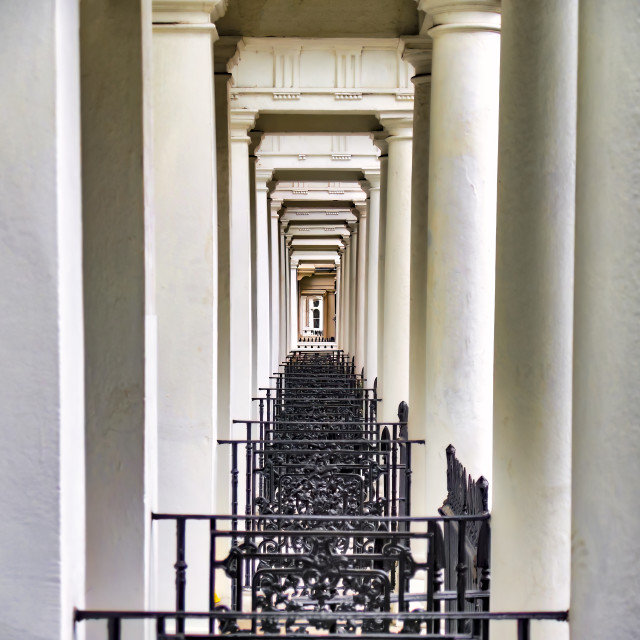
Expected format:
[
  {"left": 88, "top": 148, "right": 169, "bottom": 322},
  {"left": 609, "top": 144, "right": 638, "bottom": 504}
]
[{"left": 3, "top": 1, "right": 640, "bottom": 638}]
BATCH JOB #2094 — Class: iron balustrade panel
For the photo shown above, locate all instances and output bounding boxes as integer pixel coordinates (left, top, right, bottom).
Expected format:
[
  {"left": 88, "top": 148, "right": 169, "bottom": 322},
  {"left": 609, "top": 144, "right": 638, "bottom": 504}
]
[{"left": 438, "top": 445, "right": 491, "bottom": 637}]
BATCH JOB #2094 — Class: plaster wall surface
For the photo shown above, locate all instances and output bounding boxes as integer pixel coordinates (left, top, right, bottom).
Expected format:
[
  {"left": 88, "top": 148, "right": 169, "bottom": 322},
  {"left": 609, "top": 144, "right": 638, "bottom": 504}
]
[{"left": 0, "top": 3, "right": 85, "bottom": 638}]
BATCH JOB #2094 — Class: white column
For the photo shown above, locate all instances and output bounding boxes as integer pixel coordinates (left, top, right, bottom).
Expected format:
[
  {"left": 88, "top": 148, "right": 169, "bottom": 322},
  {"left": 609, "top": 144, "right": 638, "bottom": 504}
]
[
  {"left": 403, "top": 38, "right": 433, "bottom": 517},
  {"left": 374, "top": 135, "right": 389, "bottom": 394},
  {"left": 229, "top": 109, "right": 258, "bottom": 422},
  {"left": 0, "top": 3, "right": 85, "bottom": 636},
  {"left": 356, "top": 207, "right": 368, "bottom": 372},
  {"left": 214, "top": 70, "right": 232, "bottom": 512},
  {"left": 268, "top": 199, "right": 281, "bottom": 374},
  {"left": 152, "top": 0, "right": 222, "bottom": 611},
  {"left": 81, "top": 0, "right": 157, "bottom": 621},
  {"left": 348, "top": 226, "right": 359, "bottom": 358},
  {"left": 379, "top": 113, "right": 414, "bottom": 422},
  {"left": 289, "top": 260, "right": 299, "bottom": 351},
  {"left": 364, "top": 171, "right": 381, "bottom": 383},
  {"left": 420, "top": 0, "right": 501, "bottom": 507},
  {"left": 279, "top": 227, "right": 288, "bottom": 361},
  {"left": 254, "top": 167, "right": 273, "bottom": 389},
  {"left": 572, "top": 2, "right": 640, "bottom": 638},
  {"left": 342, "top": 236, "right": 352, "bottom": 354},
  {"left": 491, "top": 2, "right": 577, "bottom": 637},
  {"left": 335, "top": 256, "right": 343, "bottom": 348}
]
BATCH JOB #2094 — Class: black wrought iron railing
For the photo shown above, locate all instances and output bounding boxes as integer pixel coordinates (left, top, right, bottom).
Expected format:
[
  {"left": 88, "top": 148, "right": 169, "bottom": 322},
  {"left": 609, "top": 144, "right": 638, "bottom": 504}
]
[{"left": 74, "top": 349, "right": 569, "bottom": 640}]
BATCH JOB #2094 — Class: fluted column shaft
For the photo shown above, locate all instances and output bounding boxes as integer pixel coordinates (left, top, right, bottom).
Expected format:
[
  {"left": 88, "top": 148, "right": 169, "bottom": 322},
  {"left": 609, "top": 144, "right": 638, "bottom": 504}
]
[
  {"left": 571, "top": 2, "right": 640, "bottom": 637},
  {"left": 421, "top": 0, "right": 501, "bottom": 506},
  {"left": 491, "top": 2, "right": 577, "bottom": 638}
]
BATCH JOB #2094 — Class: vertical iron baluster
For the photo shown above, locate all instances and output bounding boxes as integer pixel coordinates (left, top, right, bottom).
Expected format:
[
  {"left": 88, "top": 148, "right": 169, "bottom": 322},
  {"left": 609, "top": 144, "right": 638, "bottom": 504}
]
[
  {"left": 231, "top": 444, "right": 238, "bottom": 608},
  {"left": 107, "top": 618, "right": 121, "bottom": 640},
  {"left": 156, "top": 616, "right": 166, "bottom": 636},
  {"left": 518, "top": 619, "right": 531, "bottom": 640},
  {"left": 209, "top": 518, "right": 217, "bottom": 635},
  {"left": 245, "top": 423, "right": 252, "bottom": 587},
  {"left": 456, "top": 518, "right": 468, "bottom": 634},
  {"left": 175, "top": 518, "right": 187, "bottom": 634}
]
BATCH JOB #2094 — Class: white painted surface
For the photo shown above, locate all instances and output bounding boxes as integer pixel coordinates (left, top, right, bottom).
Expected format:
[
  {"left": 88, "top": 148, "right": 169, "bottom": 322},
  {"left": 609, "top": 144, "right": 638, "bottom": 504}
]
[
  {"left": 254, "top": 169, "right": 273, "bottom": 389},
  {"left": 279, "top": 229, "right": 288, "bottom": 362},
  {"left": 229, "top": 37, "right": 414, "bottom": 115},
  {"left": 289, "top": 264, "right": 300, "bottom": 351},
  {"left": 214, "top": 72, "right": 233, "bottom": 513},
  {"left": 375, "top": 142, "right": 389, "bottom": 397},
  {"left": 572, "top": 2, "right": 640, "bottom": 638},
  {"left": 406, "top": 64, "right": 432, "bottom": 518},
  {"left": 348, "top": 228, "right": 359, "bottom": 358},
  {"left": 229, "top": 111, "right": 257, "bottom": 422},
  {"left": 364, "top": 171, "right": 381, "bottom": 384},
  {"left": 356, "top": 210, "right": 368, "bottom": 372},
  {"left": 424, "top": 9, "right": 500, "bottom": 508},
  {"left": 269, "top": 201, "right": 282, "bottom": 374},
  {"left": 152, "top": 9, "right": 218, "bottom": 612},
  {"left": 491, "top": 2, "right": 577, "bottom": 638},
  {"left": 380, "top": 116, "right": 413, "bottom": 422},
  {"left": 81, "top": 2, "right": 155, "bottom": 635},
  {"left": 0, "top": 3, "right": 85, "bottom": 638}
]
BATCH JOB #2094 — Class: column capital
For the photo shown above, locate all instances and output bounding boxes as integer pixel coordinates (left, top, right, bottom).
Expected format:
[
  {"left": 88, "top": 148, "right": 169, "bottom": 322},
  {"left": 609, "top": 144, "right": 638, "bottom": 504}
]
[
  {"left": 249, "top": 130, "right": 264, "bottom": 156},
  {"left": 153, "top": 0, "right": 228, "bottom": 28},
  {"left": 230, "top": 109, "right": 259, "bottom": 140},
  {"left": 401, "top": 36, "right": 433, "bottom": 77},
  {"left": 371, "top": 131, "right": 389, "bottom": 156},
  {"left": 255, "top": 167, "right": 273, "bottom": 190},
  {"left": 419, "top": 0, "right": 501, "bottom": 33},
  {"left": 355, "top": 202, "right": 369, "bottom": 220},
  {"left": 378, "top": 111, "right": 414, "bottom": 139},
  {"left": 290, "top": 258, "right": 300, "bottom": 268},
  {"left": 363, "top": 169, "right": 382, "bottom": 190},
  {"left": 269, "top": 198, "right": 283, "bottom": 218}
]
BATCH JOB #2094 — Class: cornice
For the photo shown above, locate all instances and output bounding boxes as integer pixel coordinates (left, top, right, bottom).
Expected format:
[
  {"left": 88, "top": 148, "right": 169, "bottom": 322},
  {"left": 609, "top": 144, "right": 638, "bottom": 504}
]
[
  {"left": 401, "top": 36, "right": 433, "bottom": 76},
  {"left": 378, "top": 111, "right": 414, "bottom": 138},
  {"left": 229, "top": 109, "right": 259, "bottom": 137}
]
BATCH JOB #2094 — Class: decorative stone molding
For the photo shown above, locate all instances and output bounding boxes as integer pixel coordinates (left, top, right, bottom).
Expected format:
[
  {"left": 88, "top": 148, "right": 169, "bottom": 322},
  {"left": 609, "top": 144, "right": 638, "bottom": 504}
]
[
  {"left": 331, "top": 153, "right": 352, "bottom": 161},
  {"left": 335, "top": 92, "right": 363, "bottom": 100},
  {"left": 378, "top": 111, "right": 414, "bottom": 138},
  {"left": 273, "top": 92, "right": 301, "bottom": 100},
  {"left": 229, "top": 109, "right": 258, "bottom": 139},
  {"left": 227, "top": 37, "right": 414, "bottom": 115},
  {"left": 401, "top": 36, "right": 433, "bottom": 77}
]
